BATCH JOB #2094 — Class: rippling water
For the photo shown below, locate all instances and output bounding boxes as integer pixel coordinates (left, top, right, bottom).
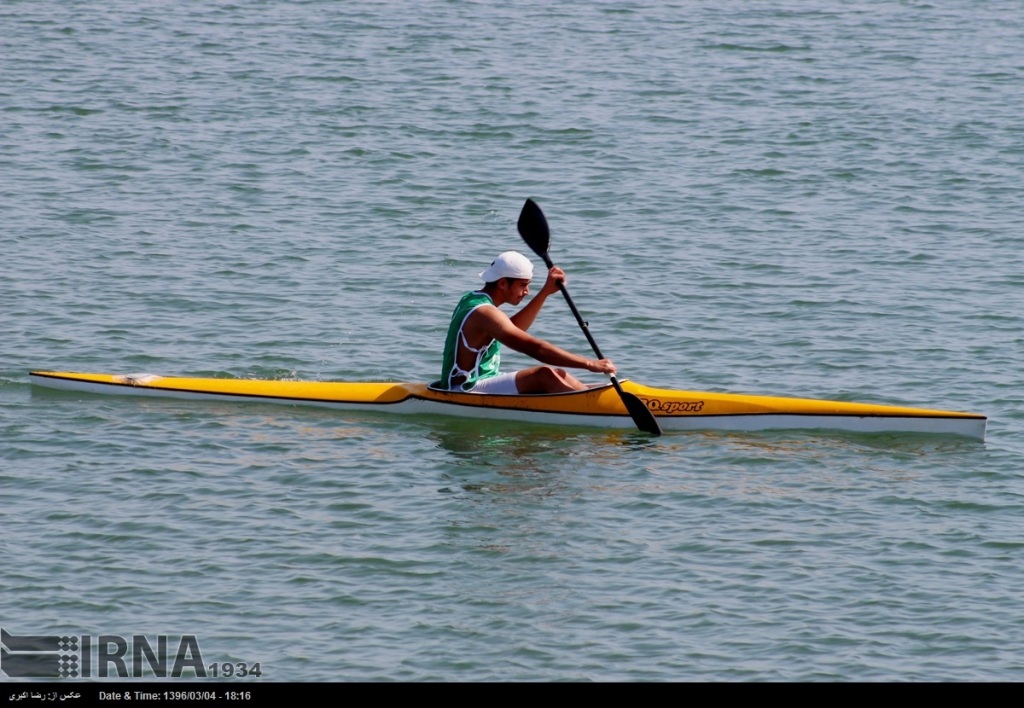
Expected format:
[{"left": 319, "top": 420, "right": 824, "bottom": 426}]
[{"left": 3, "top": 0, "right": 1023, "bottom": 682}]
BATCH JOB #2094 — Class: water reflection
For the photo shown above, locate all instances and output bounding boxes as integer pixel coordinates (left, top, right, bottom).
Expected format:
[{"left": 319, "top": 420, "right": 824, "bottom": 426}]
[{"left": 430, "top": 420, "right": 657, "bottom": 467}]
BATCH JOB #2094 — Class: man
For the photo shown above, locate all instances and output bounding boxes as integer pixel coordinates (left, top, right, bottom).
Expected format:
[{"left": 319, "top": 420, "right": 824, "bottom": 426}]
[{"left": 439, "top": 251, "right": 616, "bottom": 394}]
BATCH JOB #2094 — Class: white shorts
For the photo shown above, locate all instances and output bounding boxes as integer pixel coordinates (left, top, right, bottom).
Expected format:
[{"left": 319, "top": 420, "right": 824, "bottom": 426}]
[{"left": 467, "top": 371, "right": 520, "bottom": 395}]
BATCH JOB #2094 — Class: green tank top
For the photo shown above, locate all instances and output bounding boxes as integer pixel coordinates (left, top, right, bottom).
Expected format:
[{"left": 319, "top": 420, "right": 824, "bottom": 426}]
[{"left": 440, "top": 291, "right": 501, "bottom": 391}]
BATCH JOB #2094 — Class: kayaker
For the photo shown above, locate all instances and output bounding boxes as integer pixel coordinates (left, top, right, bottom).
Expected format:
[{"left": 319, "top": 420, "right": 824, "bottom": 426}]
[{"left": 440, "top": 251, "right": 617, "bottom": 394}]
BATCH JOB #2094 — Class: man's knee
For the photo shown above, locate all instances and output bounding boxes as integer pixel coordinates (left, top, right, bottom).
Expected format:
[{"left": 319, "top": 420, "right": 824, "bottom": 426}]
[
  {"left": 540, "top": 366, "right": 566, "bottom": 383},
  {"left": 517, "top": 366, "right": 585, "bottom": 393}
]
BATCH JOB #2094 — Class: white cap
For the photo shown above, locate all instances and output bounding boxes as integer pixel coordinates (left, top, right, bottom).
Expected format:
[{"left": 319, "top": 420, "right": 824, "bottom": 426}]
[{"left": 479, "top": 251, "right": 534, "bottom": 283}]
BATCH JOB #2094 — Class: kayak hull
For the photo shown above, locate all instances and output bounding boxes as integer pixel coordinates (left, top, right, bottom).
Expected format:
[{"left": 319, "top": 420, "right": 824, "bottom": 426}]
[{"left": 28, "top": 371, "right": 987, "bottom": 440}]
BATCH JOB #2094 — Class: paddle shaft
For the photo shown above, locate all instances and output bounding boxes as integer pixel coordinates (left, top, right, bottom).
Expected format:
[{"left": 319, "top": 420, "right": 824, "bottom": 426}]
[{"left": 537, "top": 253, "right": 628, "bottom": 395}]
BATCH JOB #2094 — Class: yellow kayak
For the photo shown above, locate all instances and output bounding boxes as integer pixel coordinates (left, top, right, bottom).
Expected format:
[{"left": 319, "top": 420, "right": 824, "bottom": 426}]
[{"left": 28, "top": 370, "right": 987, "bottom": 440}]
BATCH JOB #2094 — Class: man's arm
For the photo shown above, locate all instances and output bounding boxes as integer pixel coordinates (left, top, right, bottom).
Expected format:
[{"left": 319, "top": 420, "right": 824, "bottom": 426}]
[
  {"left": 471, "top": 305, "right": 615, "bottom": 375},
  {"left": 509, "top": 266, "right": 564, "bottom": 333}
]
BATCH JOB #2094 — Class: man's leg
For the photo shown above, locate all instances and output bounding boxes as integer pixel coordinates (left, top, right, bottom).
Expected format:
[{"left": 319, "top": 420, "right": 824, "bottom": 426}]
[{"left": 514, "top": 366, "right": 587, "bottom": 394}]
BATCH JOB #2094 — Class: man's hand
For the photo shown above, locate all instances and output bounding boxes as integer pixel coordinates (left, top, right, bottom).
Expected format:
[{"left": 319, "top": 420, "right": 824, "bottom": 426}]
[
  {"left": 587, "top": 358, "right": 617, "bottom": 376},
  {"left": 539, "top": 266, "right": 566, "bottom": 297}
]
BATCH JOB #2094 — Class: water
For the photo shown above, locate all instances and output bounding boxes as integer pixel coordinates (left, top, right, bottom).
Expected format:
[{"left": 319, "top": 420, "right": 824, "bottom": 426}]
[{"left": 3, "top": 0, "right": 1023, "bottom": 682}]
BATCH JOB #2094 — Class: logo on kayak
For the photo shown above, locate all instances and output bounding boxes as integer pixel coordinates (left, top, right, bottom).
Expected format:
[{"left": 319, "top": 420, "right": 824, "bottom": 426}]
[{"left": 641, "top": 398, "right": 704, "bottom": 414}]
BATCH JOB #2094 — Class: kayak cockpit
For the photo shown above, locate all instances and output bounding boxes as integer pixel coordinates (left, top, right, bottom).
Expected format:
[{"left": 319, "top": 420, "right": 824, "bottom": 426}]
[{"left": 424, "top": 380, "right": 616, "bottom": 397}]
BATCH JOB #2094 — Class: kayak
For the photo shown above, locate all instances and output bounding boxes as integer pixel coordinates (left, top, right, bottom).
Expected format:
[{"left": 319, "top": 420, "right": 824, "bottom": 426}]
[{"left": 29, "top": 370, "right": 987, "bottom": 440}]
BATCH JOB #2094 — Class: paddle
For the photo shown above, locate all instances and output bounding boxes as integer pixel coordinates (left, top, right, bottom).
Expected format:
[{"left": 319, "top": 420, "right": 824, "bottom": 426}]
[{"left": 516, "top": 198, "right": 663, "bottom": 436}]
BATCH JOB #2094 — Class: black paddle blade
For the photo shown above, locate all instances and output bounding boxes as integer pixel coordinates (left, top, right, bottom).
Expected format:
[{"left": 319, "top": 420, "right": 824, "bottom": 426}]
[
  {"left": 516, "top": 198, "right": 552, "bottom": 264},
  {"left": 620, "top": 389, "right": 664, "bottom": 436}
]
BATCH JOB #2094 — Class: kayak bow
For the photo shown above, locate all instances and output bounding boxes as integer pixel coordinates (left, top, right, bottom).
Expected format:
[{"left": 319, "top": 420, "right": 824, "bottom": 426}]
[{"left": 28, "top": 371, "right": 987, "bottom": 440}]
